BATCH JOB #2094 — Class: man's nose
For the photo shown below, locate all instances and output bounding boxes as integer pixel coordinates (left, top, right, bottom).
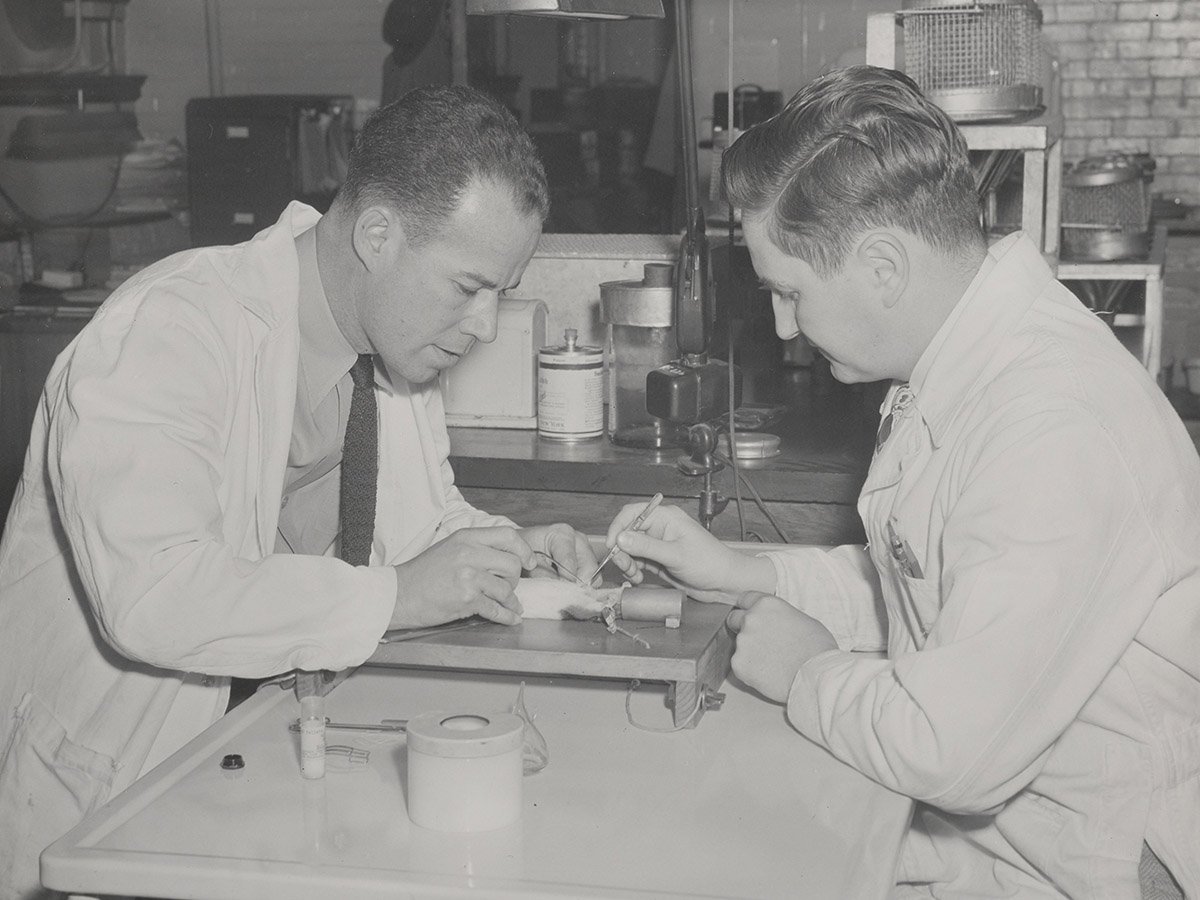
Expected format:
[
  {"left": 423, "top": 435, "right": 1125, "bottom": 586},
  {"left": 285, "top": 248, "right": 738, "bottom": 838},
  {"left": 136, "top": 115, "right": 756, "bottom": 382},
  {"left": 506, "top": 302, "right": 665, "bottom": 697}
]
[
  {"left": 771, "top": 293, "right": 801, "bottom": 341},
  {"left": 463, "top": 291, "right": 500, "bottom": 344}
]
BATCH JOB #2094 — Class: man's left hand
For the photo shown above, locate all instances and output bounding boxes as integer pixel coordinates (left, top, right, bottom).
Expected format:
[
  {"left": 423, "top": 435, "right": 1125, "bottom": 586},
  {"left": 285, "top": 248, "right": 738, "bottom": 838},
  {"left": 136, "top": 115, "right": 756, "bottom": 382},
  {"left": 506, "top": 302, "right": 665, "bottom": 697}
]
[
  {"left": 518, "top": 523, "right": 600, "bottom": 585},
  {"left": 726, "top": 592, "right": 839, "bottom": 702}
]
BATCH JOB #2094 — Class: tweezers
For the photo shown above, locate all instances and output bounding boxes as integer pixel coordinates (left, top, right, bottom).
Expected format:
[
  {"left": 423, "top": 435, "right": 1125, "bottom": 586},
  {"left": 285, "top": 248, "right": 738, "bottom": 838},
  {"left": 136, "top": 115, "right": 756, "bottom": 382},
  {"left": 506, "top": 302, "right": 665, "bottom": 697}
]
[
  {"left": 533, "top": 550, "right": 594, "bottom": 590},
  {"left": 379, "top": 619, "right": 484, "bottom": 644},
  {"left": 289, "top": 718, "right": 408, "bottom": 733}
]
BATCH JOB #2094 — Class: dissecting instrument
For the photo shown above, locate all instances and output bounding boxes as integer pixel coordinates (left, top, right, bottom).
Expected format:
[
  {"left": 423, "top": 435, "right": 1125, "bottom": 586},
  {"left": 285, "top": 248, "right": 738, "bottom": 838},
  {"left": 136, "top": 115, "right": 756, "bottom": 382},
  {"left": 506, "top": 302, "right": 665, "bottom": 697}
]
[
  {"left": 532, "top": 550, "right": 593, "bottom": 590},
  {"left": 588, "top": 492, "right": 664, "bottom": 584},
  {"left": 289, "top": 718, "right": 408, "bottom": 733}
]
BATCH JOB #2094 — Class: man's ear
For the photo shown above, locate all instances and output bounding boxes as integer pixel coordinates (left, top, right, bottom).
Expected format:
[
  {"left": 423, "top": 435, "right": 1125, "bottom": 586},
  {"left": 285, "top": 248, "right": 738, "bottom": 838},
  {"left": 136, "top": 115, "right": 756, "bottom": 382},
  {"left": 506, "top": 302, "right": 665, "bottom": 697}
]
[
  {"left": 351, "top": 205, "right": 403, "bottom": 273},
  {"left": 856, "top": 231, "right": 908, "bottom": 309}
]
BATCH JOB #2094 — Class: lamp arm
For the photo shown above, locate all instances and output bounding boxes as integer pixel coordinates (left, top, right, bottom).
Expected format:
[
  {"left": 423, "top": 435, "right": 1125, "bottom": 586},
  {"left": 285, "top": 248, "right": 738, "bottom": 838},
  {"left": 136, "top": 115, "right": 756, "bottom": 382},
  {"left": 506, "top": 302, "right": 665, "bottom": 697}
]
[{"left": 672, "top": 0, "right": 712, "bottom": 358}]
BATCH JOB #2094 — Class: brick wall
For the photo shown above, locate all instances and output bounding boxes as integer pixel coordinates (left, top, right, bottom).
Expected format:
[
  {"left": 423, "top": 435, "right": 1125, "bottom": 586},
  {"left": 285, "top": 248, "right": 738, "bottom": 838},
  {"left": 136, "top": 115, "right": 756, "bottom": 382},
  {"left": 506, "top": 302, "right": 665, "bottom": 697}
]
[
  {"left": 1040, "top": 0, "right": 1200, "bottom": 389},
  {"left": 1040, "top": 0, "right": 1200, "bottom": 205}
]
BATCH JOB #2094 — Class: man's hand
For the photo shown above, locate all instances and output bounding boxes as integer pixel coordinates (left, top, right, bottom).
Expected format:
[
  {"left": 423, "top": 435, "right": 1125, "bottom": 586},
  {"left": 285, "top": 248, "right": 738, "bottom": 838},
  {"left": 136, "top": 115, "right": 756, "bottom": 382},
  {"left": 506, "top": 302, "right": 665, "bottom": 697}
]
[
  {"left": 726, "top": 592, "right": 838, "bottom": 702},
  {"left": 390, "top": 527, "right": 535, "bottom": 629},
  {"left": 518, "top": 523, "right": 600, "bottom": 585},
  {"left": 605, "top": 503, "right": 776, "bottom": 602}
]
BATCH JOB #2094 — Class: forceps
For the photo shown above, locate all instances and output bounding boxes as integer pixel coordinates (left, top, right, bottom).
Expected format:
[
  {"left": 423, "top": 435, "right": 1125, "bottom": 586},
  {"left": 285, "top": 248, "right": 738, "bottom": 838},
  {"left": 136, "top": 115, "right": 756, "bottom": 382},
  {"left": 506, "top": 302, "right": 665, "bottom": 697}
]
[{"left": 288, "top": 718, "right": 407, "bottom": 733}]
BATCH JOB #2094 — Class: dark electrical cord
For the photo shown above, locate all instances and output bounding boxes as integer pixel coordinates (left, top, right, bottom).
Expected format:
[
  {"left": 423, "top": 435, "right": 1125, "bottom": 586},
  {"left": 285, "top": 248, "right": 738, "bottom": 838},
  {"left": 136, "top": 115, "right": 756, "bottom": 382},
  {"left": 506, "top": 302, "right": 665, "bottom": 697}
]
[
  {"left": 725, "top": 205, "right": 745, "bottom": 542},
  {"left": 713, "top": 449, "right": 790, "bottom": 544}
]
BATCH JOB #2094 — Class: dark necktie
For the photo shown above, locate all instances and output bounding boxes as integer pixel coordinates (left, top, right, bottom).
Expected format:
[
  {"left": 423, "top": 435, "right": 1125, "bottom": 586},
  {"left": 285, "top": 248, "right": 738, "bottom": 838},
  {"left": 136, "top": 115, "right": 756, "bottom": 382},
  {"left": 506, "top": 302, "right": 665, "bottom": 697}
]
[{"left": 339, "top": 353, "right": 378, "bottom": 566}]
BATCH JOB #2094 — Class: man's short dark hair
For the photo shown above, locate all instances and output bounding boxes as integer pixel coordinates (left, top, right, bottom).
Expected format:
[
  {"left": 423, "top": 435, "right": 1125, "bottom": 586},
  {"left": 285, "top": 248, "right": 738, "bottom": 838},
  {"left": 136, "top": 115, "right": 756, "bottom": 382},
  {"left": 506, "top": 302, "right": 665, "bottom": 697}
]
[
  {"left": 721, "top": 66, "right": 985, "bottom": 277},
  {"left": 337, "top": 84, "right": 550, "bottom": 244}
]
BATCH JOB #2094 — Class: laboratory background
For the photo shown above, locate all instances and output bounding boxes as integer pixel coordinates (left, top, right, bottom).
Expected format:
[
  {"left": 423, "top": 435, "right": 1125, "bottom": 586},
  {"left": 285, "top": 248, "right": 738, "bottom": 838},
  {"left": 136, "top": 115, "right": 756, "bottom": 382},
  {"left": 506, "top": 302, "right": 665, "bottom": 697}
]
[
  {"left": 0, "top": 0, "right": 1199, "bottom": 532},
  {"left": 0, "top": 0, "right": 1199, "bottom": 896}
]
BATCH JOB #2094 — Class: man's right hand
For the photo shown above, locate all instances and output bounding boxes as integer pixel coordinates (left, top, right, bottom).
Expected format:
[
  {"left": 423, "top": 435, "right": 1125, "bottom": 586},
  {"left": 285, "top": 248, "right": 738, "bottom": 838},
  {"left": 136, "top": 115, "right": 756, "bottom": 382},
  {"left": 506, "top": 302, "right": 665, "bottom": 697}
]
[
  {"left": 389, "top": 527, "right": 535, "bottom": 629},
  {"left": 605, "top": 503, "right": 777, "bottom": 604}
]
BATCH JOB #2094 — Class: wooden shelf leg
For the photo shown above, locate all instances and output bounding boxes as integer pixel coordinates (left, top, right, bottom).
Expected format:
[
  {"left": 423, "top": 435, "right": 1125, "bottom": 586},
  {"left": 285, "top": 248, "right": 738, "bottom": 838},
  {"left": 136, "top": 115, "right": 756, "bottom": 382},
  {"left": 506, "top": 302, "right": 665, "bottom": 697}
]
[
  {"left": 1045, "top": 138, "right": 1062, "bottom": 258},
  {"left": 1022, "top": 148, "right": 1046, "bottom": 255},
  {"left": 1144, "top": 272, "right": 1164, "bottom": 384}
]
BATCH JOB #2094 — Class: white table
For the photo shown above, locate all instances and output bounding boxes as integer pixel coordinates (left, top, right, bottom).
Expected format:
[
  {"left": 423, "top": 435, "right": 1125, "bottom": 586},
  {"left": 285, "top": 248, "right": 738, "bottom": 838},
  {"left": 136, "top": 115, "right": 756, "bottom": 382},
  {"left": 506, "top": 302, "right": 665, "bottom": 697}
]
[{"left": 42, "top": 665, "right": 913, "bottom": 899}]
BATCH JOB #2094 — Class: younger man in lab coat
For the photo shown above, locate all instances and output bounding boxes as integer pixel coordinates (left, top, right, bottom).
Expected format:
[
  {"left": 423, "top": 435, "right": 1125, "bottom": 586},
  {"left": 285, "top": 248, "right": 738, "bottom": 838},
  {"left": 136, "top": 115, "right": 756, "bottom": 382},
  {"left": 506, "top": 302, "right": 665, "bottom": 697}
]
[
  {"left": 0, "top": 85, "right": 602, "bottom": 898},
  {"left": 606, "top": 66, "right": 1200, "bottom": 898}
]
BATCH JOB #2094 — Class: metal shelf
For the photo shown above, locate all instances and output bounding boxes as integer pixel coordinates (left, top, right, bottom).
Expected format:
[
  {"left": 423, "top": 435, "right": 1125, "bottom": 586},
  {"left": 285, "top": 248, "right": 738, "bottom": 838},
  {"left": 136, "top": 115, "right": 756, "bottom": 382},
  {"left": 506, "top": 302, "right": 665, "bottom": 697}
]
[
  {"left": 1057, "top": 225, "right": 1167, "bottom": 381},
  {"left": 864, "top": 12, "right": 1064, "bottom": 259}
]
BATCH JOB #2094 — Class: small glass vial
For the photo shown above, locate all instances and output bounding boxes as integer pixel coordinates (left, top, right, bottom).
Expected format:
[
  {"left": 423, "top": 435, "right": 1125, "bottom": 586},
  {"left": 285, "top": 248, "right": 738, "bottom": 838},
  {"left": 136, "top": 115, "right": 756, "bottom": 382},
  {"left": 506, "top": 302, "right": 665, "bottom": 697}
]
[{"left": 299, "top": 694, "right": 326, "bottom": 780}]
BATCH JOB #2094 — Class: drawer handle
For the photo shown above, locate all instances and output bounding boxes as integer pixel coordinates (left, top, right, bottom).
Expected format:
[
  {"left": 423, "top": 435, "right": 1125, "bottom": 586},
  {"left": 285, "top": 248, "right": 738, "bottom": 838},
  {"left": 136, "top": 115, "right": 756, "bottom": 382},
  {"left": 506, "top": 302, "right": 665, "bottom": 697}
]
[
  {"left": 232, "top": 212, "right": 255, "bottom": 226},
  {"left": 225, "top": 125, "right": 250, "bottom": 139}
]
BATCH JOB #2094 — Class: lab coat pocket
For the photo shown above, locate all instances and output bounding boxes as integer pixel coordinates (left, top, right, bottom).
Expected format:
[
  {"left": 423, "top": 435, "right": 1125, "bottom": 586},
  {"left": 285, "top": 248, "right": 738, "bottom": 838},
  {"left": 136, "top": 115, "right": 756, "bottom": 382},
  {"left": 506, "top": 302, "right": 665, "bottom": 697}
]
[
  {"left": 899, "top": 572, "right": 942, "bottom": 647},
  {"left": 0, "top": 692, "right": 118, "bottom": 897},
  {"left": 995, "top": 790, "right": 1069, "bottom": 883}
]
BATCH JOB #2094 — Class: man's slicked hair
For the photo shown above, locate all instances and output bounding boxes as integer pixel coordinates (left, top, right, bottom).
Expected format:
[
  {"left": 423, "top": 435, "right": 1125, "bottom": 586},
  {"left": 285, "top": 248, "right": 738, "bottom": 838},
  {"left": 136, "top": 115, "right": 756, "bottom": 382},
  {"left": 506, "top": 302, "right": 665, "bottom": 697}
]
[
  {"left": 337, "top": 84, "right": 550, "bottom": 244},
  {"left": 721, "top": 66, "right": 985, "bottom": 277}
]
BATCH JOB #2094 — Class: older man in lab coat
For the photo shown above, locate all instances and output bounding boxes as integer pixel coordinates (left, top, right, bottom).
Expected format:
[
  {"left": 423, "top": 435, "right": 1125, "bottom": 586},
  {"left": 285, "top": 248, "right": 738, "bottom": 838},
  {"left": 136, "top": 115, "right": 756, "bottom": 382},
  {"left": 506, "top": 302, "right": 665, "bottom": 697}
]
[
  {"left": 0, "top": 85, "right": 602, "bottom": 898},
  {"left": 606, "top": 67, "right": 1200, "bottom": 898}
]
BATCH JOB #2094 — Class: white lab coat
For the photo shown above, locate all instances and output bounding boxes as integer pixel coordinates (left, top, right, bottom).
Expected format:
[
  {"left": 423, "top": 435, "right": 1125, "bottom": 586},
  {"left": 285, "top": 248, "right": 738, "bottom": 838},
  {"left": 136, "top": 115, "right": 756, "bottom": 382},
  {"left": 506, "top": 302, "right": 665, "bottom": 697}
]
[
  {"left": 0, "top": 203, "right": 510, "bottom": 899},
  {"left": 763, "top": 234, "right": 1200, "bottom": 898}
]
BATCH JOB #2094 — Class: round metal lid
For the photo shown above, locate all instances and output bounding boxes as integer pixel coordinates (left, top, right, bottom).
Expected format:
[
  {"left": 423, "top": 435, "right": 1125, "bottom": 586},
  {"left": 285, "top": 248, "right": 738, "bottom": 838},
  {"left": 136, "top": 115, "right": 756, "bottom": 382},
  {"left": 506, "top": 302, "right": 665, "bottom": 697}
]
[
  {"left": 717, "top": 431, "right": 781, "bottom": 460},
  {"left": 1065, "top": 152, "right": 1156, "bottom": 188},
  {"left": 540, "top": 327, "right": 602, "bottom": 358},
  {"left": 406, "top": 711, "right": 524, "bottom": 758}
]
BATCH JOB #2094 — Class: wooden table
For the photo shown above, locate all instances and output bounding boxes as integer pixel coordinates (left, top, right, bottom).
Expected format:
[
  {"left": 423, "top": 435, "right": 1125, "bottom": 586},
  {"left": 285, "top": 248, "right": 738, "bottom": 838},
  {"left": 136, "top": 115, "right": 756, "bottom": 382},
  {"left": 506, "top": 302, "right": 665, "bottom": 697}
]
[
  {"left": 448, "top": 379, "right": 880, "bottom": 546},
  {"left": 42, "top": 666, "right": 913, "bottom": 900}
]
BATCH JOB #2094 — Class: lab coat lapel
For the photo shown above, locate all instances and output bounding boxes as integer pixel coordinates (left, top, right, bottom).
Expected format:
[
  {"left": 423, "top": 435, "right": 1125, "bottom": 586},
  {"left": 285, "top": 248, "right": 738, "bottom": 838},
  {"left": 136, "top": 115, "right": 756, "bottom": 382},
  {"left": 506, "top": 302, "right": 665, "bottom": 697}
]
[{"left": 227, "top": 202, "right": 320, "bottom": 558}]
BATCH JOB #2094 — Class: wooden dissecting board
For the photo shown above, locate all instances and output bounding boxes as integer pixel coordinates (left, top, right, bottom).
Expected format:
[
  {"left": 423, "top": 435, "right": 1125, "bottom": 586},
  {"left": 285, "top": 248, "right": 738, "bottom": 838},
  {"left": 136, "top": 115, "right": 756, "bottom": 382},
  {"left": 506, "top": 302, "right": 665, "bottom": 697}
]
[{"left": 368, "top": 599, "right": 734, "bottom": 727}]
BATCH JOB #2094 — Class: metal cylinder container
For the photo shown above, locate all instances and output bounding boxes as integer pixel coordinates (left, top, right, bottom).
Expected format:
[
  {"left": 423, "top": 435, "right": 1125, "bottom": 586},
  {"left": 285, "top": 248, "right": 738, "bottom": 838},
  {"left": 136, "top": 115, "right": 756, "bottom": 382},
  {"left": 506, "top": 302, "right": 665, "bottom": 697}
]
[
  {"left": 601, "top": 263, "right": 687, "bottom": 450},
  {"left": 1061, "top": 152, "right": 1156, "bottom": 262},
  {"left": 900, "top": 0, "right": 1044, "bottom": 122},
  {"left": 537, "top": 328, "right": 604, "bottom": 441}
]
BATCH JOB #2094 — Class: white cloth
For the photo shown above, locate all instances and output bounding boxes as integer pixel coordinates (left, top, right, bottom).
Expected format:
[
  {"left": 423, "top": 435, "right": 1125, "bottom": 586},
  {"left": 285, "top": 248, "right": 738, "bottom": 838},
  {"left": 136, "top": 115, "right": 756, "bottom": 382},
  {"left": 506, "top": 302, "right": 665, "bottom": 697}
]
[
  {"left": 0, "top": 202, "right": 510, "bottom": 899},
  {"left": 762, "top": 234, "right": 1200, "bottom": 899}
]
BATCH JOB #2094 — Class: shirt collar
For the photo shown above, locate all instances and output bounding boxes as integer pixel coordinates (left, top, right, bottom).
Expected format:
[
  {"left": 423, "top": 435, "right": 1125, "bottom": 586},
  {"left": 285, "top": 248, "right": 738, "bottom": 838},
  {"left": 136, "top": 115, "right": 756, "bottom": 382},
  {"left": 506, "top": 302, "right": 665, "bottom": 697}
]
[
  {"left": 907, "top": 232, "right": 1056, "bottom": 447},
  {"left": 296, "top": 225, "right": 358, "bottom": 409}
]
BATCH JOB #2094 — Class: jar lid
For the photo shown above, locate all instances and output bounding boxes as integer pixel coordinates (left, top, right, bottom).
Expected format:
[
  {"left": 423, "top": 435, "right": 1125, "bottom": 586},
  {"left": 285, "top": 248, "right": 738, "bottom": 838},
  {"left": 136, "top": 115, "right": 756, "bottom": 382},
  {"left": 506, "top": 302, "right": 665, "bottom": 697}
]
[{"left": 406, "top": 711, "right": 524, "bottom": 758}]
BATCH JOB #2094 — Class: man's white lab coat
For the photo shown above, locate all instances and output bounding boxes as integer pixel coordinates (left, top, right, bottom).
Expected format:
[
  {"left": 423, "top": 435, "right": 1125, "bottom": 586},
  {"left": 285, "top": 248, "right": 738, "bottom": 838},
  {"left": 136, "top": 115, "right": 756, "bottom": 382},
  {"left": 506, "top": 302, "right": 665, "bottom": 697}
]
[
  {"left": 764, "top": 234, "right": 1200, "bottom": 898},
  {"left": 0, "top": 203, "right": 510, "bottom": 898}
]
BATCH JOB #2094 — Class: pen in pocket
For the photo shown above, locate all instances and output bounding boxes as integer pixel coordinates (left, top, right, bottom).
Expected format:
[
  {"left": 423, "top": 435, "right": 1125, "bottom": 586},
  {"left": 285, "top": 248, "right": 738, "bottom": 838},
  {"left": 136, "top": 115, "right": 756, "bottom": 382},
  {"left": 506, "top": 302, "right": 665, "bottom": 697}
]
[{"left": 886, "top": 521, "right": 924, "bottom": 579}]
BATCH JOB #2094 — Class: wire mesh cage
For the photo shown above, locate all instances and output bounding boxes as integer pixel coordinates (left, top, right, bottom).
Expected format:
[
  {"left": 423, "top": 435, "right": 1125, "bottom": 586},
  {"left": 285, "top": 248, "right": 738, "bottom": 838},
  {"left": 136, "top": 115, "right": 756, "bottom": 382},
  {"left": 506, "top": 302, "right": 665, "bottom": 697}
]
[
  {"left": 900, "top": 0, "right": 1043, "bottom": 122},
  {"left": 1061, "top": 152, "right": 1156, "bottom": 261}
]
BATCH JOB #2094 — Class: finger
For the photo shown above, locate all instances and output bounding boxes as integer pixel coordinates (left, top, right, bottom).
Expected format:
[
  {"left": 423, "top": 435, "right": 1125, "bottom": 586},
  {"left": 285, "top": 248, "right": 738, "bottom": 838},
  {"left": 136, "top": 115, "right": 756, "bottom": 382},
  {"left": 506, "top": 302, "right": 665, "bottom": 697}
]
[
  {"left": 726, "top": 608, "right": 745, "bottom": 632},
  {"left": 615, "top": 529, "right": 683, "bottom": 570},
  {"left": 607, "top": 546, "right": 642, "bottom": 581},
  {"left": 604, "top": 502, "right": 652, "bottom": 547},
  {"left": 475, "top": 596, "right": 522, "bottom": 626},
  {"left": 572, "top": 531, "right": 600, "bottom": 574},
  {"left": 542, "top": 528, "right": 599, "bottom": 582},
  {"left": 735, "top": 591, "right": 772, "bottom": 610},
  {"left": 478, "top": 575, "right": 524, "bottom": 617},
  {"left": 472, "top": 545, "right": 529, "bottom": 584},
  {"left": 469, "top": 527, "right": 537, "bottom": 570}
]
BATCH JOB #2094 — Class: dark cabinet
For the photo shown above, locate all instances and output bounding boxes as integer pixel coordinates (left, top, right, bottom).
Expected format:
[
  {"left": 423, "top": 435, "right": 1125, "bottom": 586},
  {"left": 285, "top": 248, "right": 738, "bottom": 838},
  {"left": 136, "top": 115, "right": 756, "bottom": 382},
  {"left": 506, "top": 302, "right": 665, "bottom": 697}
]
[{"left": 185, "top": 95, "right": 354, "bottom": 247}]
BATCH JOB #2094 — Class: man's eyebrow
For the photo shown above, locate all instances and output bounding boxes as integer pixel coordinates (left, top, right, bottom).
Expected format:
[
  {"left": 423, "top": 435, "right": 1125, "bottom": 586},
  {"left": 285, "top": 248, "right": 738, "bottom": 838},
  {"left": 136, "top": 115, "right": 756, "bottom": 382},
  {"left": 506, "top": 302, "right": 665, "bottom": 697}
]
[
  {"left": 457, "top": 271, "right": 522, "bottom": 292},
  {"left": 456, "top": 271, "right": 499, "bottom": 289},
  {"left": 757, "top": 277, "right": 786, "bottom": 293}
]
